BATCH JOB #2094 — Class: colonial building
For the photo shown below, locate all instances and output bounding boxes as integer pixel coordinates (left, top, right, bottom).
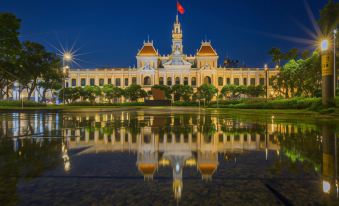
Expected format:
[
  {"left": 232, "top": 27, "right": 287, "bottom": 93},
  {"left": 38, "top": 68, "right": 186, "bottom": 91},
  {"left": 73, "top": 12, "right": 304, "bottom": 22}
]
[{"left": 66, "top": 15, "right": 278, "bottom": 98}]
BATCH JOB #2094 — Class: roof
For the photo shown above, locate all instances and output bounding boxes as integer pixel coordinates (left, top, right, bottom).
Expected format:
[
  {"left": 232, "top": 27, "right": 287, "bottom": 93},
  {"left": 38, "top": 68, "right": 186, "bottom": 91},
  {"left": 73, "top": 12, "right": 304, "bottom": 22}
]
[
  {"left": 137, "top": 41, "right": 158, "bottom": 56},
  {"left": 197, "top": 41, "right": 218, "bottom": 56},
  {"left": 198, "top": 163, "right": 217, "bottom": 177},
  {"left": 138, "top": 163, "right": 157, "bottom": 176}
]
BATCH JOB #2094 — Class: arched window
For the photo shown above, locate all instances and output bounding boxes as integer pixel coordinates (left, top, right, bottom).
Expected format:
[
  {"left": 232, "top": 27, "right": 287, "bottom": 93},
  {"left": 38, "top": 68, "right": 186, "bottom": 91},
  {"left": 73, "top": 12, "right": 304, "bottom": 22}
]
[
  {"left": 184, "top": 77, "right": 189, "bottom": 85},
  {"left": 159, "top": 77, "right": 164, "bottom": 85},
  {"left": 204, "top": 76, "right": 212, "bottom": 85},
  {"left": 175, "top": 77, "right": 180, "bottom": 85},
  {"left": 218, "top": 77, "right": 223, "bottom": 86},
  {"left": 191, "top": 77, "right": 197, "bottom": 87},
  {"left": 144, "top": 76, "right": 152, "bottom": 86},
  {"left": 167, "top": 77, "right": 172, "bottom": 86}
]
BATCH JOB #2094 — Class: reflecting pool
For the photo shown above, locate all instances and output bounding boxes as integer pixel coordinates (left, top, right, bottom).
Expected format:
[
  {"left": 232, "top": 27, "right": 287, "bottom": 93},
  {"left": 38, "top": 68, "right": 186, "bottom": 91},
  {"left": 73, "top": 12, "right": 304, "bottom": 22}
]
[{"left": 0, "top": 108, "right": 338, "bottom": 205}]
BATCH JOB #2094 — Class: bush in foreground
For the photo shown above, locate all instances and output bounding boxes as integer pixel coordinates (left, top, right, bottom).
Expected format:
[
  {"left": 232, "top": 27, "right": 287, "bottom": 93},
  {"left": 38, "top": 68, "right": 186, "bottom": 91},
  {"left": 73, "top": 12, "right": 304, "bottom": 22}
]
[
  {"left": 0, "top": 100, "right": 46, "bottom": 107},
  {"left": 209, "top": 97, "right": 325, "bottom": 110},
  {"left": 67, "top": 101, "right": 145, "bottom": 107}
]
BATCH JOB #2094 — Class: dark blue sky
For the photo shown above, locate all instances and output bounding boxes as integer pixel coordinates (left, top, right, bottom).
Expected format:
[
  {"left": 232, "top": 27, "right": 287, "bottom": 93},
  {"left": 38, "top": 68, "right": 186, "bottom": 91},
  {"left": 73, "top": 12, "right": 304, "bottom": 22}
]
[{"left": 1, "top": 0, "right": 327, "bottom": 68}]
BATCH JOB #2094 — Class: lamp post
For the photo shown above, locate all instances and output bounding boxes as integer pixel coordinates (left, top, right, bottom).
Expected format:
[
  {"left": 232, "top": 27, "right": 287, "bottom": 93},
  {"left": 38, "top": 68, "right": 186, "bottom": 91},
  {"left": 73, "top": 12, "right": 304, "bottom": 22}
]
[
  {"left": 264, "top": 64, "right": 269, "bottom": 100},
  {"left": 62, "top": 52, "right": 72, "bottom": 104},
  {"left": 321, "top": 39, "right": 334, "bottom": 107},
  {"left": 334, "top": 29, "right": 337, "bottom": 97}
]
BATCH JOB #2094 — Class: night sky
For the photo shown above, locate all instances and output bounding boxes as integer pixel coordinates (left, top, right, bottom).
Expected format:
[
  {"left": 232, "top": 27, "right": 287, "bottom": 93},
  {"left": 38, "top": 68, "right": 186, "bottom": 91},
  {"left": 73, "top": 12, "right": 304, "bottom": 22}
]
[{"left": 1, "top": 0, "right": 327, "bottom": 68}]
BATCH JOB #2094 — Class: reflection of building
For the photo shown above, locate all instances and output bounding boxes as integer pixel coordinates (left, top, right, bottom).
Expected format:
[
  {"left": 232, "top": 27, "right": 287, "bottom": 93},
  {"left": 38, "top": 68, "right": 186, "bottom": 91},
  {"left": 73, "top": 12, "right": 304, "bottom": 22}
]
[{"left": 59, "top": 112, "right": 281, "bottom": 201}]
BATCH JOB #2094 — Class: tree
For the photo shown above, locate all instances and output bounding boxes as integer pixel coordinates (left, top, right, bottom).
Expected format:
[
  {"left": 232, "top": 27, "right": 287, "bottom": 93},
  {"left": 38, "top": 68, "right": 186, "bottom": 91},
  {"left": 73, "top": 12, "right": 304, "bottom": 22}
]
[
  {"left": 172, "top": 85, "right": 193, "bottom": 101},
  {"left": 247, "top": 85, "right": 265, "bottom": 97},
  {"left": 197, "top": 84, "right": 218, "bottom": 103},
  {"left": 0, "top": 13, "right": 21, "bottom": 99},
  {"left": 38, "top": 63, "right": 63, "bottom": 103},
  {"left": 124, "top": 84, "right": 146, "bottom": 102},
  {"left": 58, "top": 87, "right": 82, "bottom": 104},
  {"left": 284, "top": 48, "right": 299, "bottom": 61},
  {"left": 19, "top": 41, "right": 60, "bottom": 100},
  {"left": 102, "top": 84, "right": 124, "bottom": 103},
  {"left": 268, "top": 48, "right": 283, "bottom": 66},
  {"left": 81, "top": 86, "right": 101, "bottom": 104},
  {"left": 318, "top": 0, "right": 339, "bottom": 35}
]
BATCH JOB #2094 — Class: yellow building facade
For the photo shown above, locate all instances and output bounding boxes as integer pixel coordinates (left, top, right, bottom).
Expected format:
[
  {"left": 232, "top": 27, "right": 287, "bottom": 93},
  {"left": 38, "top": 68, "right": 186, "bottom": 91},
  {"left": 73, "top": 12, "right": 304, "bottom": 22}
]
[{"left": 66, "top": 15, "right": 278, "bottom": 98}]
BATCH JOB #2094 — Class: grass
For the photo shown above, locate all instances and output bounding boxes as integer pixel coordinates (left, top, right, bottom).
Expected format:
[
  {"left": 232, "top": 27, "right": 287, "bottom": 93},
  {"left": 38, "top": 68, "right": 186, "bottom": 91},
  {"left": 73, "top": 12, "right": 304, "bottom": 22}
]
[{"left": 209, "top": 97, "right": 339, "bottom": 111}]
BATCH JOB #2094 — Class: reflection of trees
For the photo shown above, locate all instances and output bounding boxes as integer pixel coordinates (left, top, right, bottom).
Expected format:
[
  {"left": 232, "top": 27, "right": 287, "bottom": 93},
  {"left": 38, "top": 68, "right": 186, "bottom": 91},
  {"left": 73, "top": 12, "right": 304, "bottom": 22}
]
[
  {"left": 0, "top": 138, "right": 62, "bottom": 205},
  {"left": 272, "top": 129, "right": 322, "bottom": 174}
]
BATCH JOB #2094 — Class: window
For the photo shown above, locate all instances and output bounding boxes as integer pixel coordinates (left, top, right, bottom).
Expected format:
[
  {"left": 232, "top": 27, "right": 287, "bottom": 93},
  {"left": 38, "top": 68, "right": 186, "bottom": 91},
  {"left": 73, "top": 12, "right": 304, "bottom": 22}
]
[
  {"left": 108, "top": 78, "right": 112, "bottom": 85},
  {"left": 259, "top": 78, "right": 265, "bottom": 85},
  {"left": 81, "top": 78, "right": 86, "bottom": 86},
  {"left": 184, "top": 77, "right": 189, "bottom": 85},
  {"left": 125, "top": 78, "right": 129, "bottom": 86},
  {"left": 99, "top": 79, "right": 104, "bottom": 86},
  {"left": 144, "top": 76, "right": 151, "bottom": 85},
  {"left": 159, "top": 77, "right": 164, "bottom": 85},
  {"left": 191, "top": 77, "right": 196, "bottom": 86},
  {"left": 167, "top": 77, "right": 172, "bottom": 86},
  {"left": 234, "top": 78, "right": 240, "bottom": 85},
  {"left": 66, "top": 82, "right": 69, "bottom": 88},
  {"left": 250, "top": 78, "right": 256, "bottom": 86},
  {"left": 218, "top": 77, "right": 223, "bottom": 86},
  {"left": 116, "top": 78, "right": 121, "bottom": 86},
  {"left": 204, "top": 76, "right": 212, "bottom": 84},
  {"left": 90, "top": 78, "right": 95, "bottom": 86},
  {"left": 175, "top": 77, "right": 180, "bottom": 85},
  {"left": 243, "top": 78, "right": 247, "bottom": 86},
  {"left": 132, "top": 77, "right": 137, "bottom": 85},
  {"left": 71, "top": 79, "right": 76, "bottom": 87},
  {"left": 226, "top": 78, "right": 231, "bottom": 85}
]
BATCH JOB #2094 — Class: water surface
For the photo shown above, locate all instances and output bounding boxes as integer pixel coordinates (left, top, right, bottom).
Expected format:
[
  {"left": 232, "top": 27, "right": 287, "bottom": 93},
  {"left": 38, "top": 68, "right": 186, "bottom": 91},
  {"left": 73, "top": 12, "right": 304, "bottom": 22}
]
[{"left": 0, "top": 108, "right": 338, "bottom": 205}]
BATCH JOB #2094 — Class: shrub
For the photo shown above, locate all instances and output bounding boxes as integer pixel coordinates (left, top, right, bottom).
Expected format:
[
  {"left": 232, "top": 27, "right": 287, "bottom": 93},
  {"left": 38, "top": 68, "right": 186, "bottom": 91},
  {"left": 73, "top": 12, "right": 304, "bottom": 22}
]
[
  {"left": 173, "top": 101, "right": 200, "bottom": 107},
  {"left": 0, "top": 100, "right": 46, "bottom": 107},
  {"left": 67, "top": 101, "right": 145, "bottom": 107}
]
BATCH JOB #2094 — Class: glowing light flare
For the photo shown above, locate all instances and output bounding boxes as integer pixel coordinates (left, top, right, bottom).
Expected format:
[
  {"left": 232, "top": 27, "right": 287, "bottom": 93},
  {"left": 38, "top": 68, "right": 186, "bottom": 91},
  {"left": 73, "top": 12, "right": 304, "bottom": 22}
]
[
  {"left": 323, "top": 180, "right": 331, "bottom": 194},
  {"left": 321, "top": 39, "right": 329, "bottom": 52},
  {"left": 63, "top": 52, "right": 73, "bottom": 62}
]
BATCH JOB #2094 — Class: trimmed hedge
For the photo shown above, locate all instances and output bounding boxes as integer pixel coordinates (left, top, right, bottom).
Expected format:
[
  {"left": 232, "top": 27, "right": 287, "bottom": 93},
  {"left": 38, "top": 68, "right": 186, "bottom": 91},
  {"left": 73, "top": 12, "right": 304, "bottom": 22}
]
[
  {"left": 209, "top": 97, "right": 324, "bottom": 110},
  {"left": 0, "top": 100, "right": 47, "bottom": 107},
  {"left": 173, "top": 101, "right": 200, "bottom": 107},
  {"left": 67, "top": 101, "right": 145, "bottom": 107}
]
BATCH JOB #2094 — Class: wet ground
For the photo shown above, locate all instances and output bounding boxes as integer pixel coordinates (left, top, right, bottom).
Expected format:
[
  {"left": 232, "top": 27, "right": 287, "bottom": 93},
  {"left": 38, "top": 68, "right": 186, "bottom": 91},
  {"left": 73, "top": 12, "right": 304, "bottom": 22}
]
[{"left": 0, "top": 108, "right": 338, "bottom": 205}]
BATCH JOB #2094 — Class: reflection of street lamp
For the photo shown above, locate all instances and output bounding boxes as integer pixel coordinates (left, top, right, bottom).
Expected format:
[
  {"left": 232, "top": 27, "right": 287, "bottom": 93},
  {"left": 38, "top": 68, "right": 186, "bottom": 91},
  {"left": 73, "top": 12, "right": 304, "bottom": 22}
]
[
  {"left": 320, "top": 39, "right": 334, "bottom": 107},
  {"left": 264, "top": 64, "right": 269, "bottom": 100}
]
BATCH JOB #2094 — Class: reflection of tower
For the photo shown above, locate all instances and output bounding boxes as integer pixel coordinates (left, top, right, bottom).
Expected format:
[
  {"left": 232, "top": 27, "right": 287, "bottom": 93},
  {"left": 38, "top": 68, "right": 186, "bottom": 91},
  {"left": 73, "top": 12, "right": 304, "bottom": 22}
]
[
  {"left": 163, "top": 150, "right": 192, "bottom": 201},
  {"left": 137, "top": 127, "right": 158, "bottom": 180},
  {"left": 197, "top": 151, "right": 218, "bottom": 181},
  {"left": 321, "top": 124, "right": 337, "bottom": 197}
]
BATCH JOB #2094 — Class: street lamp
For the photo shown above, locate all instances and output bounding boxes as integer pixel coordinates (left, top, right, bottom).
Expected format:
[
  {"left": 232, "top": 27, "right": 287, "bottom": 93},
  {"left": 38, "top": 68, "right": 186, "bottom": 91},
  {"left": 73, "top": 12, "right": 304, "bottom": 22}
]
[
  {"left": 62, "top": 52, "right": 73, "bottom": 104},
  {"left": 320, "top": 39, "right": 334, "bottom": 107},
  {"left": 264, "top": 64, "right": 269, "bottom": 100},
  {"left": 334, "top": 29, "right": 337, "bottom": 97}
]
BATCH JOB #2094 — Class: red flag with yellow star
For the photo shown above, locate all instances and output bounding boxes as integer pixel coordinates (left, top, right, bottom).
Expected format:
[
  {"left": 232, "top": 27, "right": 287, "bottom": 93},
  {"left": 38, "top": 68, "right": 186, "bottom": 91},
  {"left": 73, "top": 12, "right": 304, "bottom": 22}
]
[{"left": 177, "top": 1, "right": 185, "bottom": 14}]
